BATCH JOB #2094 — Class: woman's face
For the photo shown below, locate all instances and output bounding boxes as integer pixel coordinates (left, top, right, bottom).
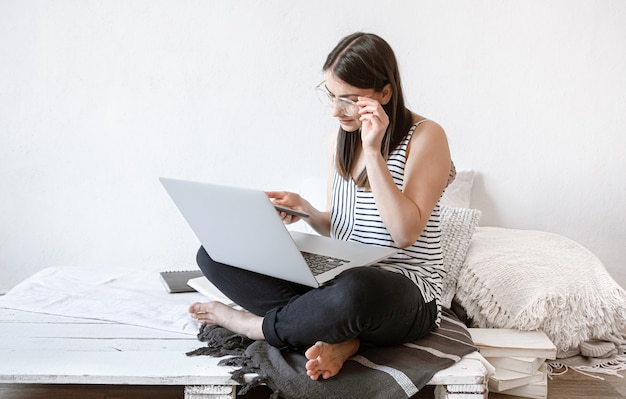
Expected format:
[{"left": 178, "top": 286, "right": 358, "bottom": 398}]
[{"left": 323, "top": 71, "right": 379, "bottom": 132}]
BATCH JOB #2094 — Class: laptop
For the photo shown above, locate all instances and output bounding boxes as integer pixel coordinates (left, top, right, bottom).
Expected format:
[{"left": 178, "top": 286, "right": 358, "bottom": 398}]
[{"left": 159, "top": 177, "right": 396, "bottom": 288}]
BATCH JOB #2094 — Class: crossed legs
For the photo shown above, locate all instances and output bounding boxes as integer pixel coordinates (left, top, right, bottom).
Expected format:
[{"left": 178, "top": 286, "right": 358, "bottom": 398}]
[
  {"left": 188, "top": 301, "right": 359, "bottom": 380},
  {"left": 191, "top": 247, "right": 435, "bottom": 380}
]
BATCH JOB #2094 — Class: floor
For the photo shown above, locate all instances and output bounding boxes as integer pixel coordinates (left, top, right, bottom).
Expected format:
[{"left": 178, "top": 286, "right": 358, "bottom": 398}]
[
  {"left": 490, "top": 370, "right": 626, "bottom": 399},
  {"left": 1, "top": 370, "right": 625, "bottom": 398}
]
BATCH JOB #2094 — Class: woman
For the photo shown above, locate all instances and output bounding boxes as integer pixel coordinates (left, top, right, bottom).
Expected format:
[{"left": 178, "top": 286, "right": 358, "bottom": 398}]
[{"left": 189, "top": 32, "right": 454, "bottom": 381}]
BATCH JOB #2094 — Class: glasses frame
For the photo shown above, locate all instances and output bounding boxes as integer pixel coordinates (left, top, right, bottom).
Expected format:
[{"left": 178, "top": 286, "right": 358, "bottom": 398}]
[{"left": 315, "top": 81, "right": 359, "bottom": 117}]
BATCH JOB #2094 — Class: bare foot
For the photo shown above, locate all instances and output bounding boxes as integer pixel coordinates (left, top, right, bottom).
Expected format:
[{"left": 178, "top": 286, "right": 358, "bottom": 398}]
[
  {"left": 188, "top": 301, "right": 264, "bottom": 340},
  {"left": 304, "top": 338, "right": 360, "bottom": 380}
]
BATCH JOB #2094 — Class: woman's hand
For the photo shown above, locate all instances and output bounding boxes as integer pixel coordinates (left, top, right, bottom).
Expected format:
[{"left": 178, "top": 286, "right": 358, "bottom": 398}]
[
  {"left": 266, "top": 190, "right": 332, "bottom": 237},
  {"left": 357, "top": 97, "right": 389, "bottom": 152},
  {"left": 265, "top": 191, "right": 307, "bottom": 224}
]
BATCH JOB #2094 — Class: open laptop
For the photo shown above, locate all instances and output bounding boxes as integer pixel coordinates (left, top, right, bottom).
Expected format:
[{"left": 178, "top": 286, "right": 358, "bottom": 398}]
[{"left": 159, "top": 177, "right": 396, "bottom": 288}]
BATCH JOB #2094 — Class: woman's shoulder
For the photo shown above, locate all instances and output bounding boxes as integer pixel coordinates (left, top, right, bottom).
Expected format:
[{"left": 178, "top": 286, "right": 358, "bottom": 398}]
[
  {"left": 409, "top": 115, "right": 447, "bottom": 144},
  {"left": 403, "top": 114, "right": 453, "bottom": 196},
  {"left": 405, "top": 114, "right": 450, "bottom": 162},
  {"left": 411, "top": 114, "right": 444, "bottom": 132}
]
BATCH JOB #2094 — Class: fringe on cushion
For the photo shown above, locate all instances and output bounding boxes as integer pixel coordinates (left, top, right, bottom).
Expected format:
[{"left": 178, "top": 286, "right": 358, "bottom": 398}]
[
  {"left": 546, "top": 342, "right": 626, "bottom": 379},
  {"left": 219, "top": 356, "right": 280, "bottom": 397},
  {"left": 548, "top": 355, "right": 626, "bottom": 379},
  {"left": 186, "top": 323, "right": 254, "bottom": 356},
  {"left": 186, "top": 324, "right": 281, "bottom": 398},
  {"left": 456, "top": 267, "right": 626, "bottom": 354}
]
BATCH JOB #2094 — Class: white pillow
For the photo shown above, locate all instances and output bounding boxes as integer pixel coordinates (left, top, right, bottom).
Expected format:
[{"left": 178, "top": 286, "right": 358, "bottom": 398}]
[
  {"left": 456, "top": 226, "right": 626, "bottom": 355},
  {"left": 439, "top": 206, "right": 482, "bottom": 309},
  {"left": 440, "top": 169, "right": 475, "bottom": 209}
]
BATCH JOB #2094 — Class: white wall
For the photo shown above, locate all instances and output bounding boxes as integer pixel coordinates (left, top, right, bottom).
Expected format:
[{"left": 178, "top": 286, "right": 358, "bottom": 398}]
[{"left": 1, "top": 0, "right": 625, "bottom": 293}]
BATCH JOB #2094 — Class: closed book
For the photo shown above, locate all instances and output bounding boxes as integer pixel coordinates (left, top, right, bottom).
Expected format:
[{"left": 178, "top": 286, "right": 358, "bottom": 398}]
[
  {"left": 159, "top": 270, "right": 204, "bottom": 293},
  {"left": 485, "top": 356, "right": 545, "bottom": 374},
  {"left": 500, "top": 379, "right": 548, "bottom": 399},
  {"left": 469, "top": 328, "right": 556, "bottom": 359},
  {"left": 488, "top": 363, "right": 547, "bottom": 392},
  {"left": 187, "top": 276, "right": 235, "bottom": 306}
]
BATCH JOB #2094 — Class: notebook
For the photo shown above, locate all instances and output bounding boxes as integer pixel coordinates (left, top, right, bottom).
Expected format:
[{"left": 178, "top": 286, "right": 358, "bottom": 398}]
[
  {"left": 159, "top": 270, "right": 204, "bottom": 293},
  {"left": 159, "top": 177, "right": 396, "bottom": 288}
]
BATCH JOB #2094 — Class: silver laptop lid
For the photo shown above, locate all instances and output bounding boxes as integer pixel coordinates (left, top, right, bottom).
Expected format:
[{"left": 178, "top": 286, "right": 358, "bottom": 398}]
[{"left": 160, "top": 177, "right": 320, "bottom": 287}]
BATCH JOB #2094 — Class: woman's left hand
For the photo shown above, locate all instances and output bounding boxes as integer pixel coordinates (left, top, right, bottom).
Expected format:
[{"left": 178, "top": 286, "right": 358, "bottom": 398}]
[{"left": 357, "top": 97, "right": 389, "bottom": 151}]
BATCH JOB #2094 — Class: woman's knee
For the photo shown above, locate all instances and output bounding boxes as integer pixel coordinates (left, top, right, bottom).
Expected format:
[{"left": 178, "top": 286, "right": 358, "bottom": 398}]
[
  {"left": 333, "top": 268, "right": 426, "bottom": 318},
  {"left": 330, "top": 268, "right": 395, "bottom": 312}
]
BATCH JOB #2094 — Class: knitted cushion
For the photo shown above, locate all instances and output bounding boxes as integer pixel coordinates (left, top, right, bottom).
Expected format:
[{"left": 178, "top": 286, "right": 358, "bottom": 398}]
[
  {"left": 456, "top": 226, "right": 626, "bottom": 355},
  {"left": 440, "top": 206, "right": 481, "bottom": 308}
]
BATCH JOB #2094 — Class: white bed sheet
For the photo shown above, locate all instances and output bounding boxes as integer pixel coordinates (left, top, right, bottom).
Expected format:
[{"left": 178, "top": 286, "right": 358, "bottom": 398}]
[{"left": 0, "top": 266, "right": 205, "bottom": 335}]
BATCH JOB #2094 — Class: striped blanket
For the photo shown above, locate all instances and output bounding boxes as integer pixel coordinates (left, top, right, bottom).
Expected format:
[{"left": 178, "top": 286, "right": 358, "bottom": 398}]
[{"left": 188, "top": 307, "right": 477, "bottom": 399}]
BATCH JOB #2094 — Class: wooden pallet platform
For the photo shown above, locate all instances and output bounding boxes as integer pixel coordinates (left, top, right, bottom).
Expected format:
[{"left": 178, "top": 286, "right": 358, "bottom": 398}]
[{"left": 0, "top": 308, "right": 488, "bottom": 398}]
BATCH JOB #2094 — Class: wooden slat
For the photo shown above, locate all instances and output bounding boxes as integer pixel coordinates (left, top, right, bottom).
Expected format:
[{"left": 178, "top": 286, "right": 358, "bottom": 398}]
[
  {"left": 0, "top": 336, "right": 203, "bottom": 352},
  {"left": 0, "top": 308, "right": 234, "bottom": 386},
  {"left": 428, "top": 357, "right": 488, "bottom": 386},
  {"left": 1, "top": 350, "right": 236, "bottom": 385},
  {"left": 0, "top": 319, "right": 193, "bottom": 339},
  {"left": 0, "top": 308, "right": 115, "bottom": 324},
  {"left": 1, "top": 307, "right": 492, "bottom": 394}
]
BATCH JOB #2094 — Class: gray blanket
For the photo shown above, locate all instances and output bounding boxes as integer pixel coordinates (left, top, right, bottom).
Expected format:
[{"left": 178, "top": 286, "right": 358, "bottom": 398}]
[{"left": 187, "top": 307, "right": 477, "bottom": 399}]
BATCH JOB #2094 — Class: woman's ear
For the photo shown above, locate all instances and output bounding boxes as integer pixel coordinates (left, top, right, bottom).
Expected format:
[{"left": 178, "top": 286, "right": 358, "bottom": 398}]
[{"left": 380, "top": 83, "right": 393, "bottom": 105}]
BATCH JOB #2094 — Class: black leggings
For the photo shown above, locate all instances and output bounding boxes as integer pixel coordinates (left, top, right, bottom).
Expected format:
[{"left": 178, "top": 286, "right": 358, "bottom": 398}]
[{"left": 196, "top": 246, "right": 437, "bottom": 350}]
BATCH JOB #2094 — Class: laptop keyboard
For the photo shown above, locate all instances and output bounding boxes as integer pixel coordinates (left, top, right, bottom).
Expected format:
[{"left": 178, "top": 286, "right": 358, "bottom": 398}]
[{"left": 300, "top": 251, "right": 349, "bottom": 276}]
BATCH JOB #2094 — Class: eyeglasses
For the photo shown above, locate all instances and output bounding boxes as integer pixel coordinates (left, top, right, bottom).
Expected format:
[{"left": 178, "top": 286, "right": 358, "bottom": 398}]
[{"left": 315, "top": 81, "right": 359, "bottom": 117}]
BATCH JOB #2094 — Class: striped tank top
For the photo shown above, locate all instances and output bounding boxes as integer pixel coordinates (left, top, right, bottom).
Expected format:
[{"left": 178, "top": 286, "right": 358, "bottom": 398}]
[{"left": 330, "top": 120, "right": 445, "bottom": 325}]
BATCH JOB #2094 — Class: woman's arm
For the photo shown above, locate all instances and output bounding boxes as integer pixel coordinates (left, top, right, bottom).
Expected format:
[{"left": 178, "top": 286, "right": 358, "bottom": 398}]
[
  {"left": 369, "top": 121, "right": 451, "bottom": 248},
  {"left": 359, "top": 100, "right": 451, "bottom": 248}
]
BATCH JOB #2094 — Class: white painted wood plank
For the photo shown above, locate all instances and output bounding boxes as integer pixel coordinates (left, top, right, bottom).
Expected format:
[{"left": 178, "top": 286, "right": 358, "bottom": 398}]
[
  {"left": 0, "top": 307, "right": 115, "bottom": 324},
  {"left": 0, "top": 350, "right": 237, "bottom": 386},
  {"left": 184, "top": 384, "right": 236, "bottom": 399},
  {"left": 0, "top": 309, "right": 195, "bottom": 339},
  {"left": 1, "top": 307, "right": 487, "bottom": 390},
  {"left": 0, "top": 308, "right": 232, "bottom": 386},
  {"left": 0, "top": 317, "right": 204, "bottom": 352},
  {"left": 428, "top": 357, "right": 488, "bottom": 385},
  {"left": 0, "top": 321, "right": 194, "bottom": 339},
  {"left": 0, "top": 336, "right": 203, "bottom": 352}
]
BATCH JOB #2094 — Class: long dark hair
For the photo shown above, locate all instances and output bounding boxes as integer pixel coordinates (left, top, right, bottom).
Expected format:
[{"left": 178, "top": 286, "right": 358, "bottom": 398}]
[{"left": 323, "top": 32, "right": 413, "bottom": 188}]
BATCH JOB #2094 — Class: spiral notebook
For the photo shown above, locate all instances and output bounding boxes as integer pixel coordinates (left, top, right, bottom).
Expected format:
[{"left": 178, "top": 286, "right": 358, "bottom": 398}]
[{"left": 159, "top": 270, "right": 204, "bottom": 293}]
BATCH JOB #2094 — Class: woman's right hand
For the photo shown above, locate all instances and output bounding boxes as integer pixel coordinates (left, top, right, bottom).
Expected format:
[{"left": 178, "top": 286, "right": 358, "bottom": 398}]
[
  {"left": 266, "top": 191, "right": 308, "bottom": 224},
  {"left": 266, "top": 190, "right": 332, "bottom": 237}
]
